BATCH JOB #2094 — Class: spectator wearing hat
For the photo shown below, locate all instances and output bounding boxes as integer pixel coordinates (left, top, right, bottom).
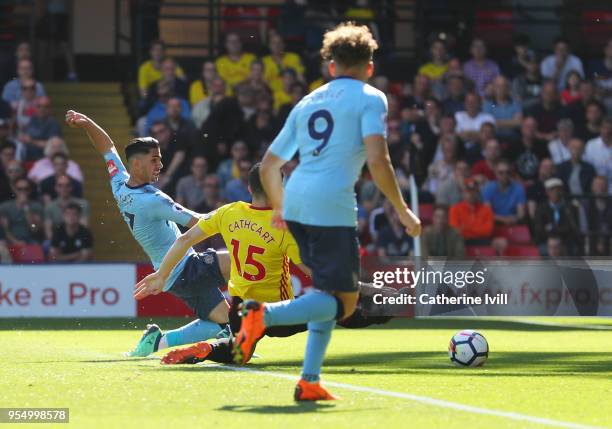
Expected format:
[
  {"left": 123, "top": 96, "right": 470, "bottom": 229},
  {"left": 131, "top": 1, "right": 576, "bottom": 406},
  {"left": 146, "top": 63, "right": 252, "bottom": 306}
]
[
  {"left": 422, "top": 205, "right": 465, "bottom": 257},
  {"left": 557, "top": 138, "right": 596, "bottom": 196},
  {"left": 481, "top": 159, "right": 526, "bottom": 225},
  {"left": 449, "top": 178, "right": 495, "bottom": 244},
  {"left": 533, "top": 177, "right": 581, "bottom": 255}
]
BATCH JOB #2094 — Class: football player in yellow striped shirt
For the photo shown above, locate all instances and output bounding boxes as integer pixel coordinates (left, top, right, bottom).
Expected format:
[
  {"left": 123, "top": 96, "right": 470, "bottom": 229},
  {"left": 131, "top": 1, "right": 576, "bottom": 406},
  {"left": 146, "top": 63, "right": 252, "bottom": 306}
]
[{"left": 135, "top": 162, "right": 307, "bottom": 306}]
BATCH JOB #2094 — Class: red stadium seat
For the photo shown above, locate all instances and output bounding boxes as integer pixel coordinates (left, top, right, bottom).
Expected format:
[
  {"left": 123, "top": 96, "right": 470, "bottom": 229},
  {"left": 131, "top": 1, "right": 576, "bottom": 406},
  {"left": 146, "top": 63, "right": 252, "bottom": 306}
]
[
  {"left": 502, "top": 245, "right": 540, "bottom": 258},
  {"left": 466, "top": 246, "right": 497, "bottom": 257},
  {"left": 493, "top": 224, "right": 531, "bottom": 245},
  {"left": 474, "top": 10, "right": 514, "bottom": 49},
  {"left": 419, "top": 203, "right": 434, "bottom": 225},
  {"left": 222, "top": 6, "right": 262, "bottom": 43},
  {"left": 9, "top": 244, "right": 45, "bottom": 263},
  {"left": 582, "top": 11, "right": 612, "bottom": 53}
]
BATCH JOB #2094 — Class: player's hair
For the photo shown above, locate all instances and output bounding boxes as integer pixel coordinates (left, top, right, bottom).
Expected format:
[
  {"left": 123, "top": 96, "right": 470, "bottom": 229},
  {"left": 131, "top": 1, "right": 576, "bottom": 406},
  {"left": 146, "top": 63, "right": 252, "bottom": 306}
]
[
  {"left": 320, "top": 22, "right": 378, "bottom": 68},
  {"left": 125, "top": 137, "right": 160, "bottom": 161},
  {"left": 248, "top": 162, "right": 266, "bottom": 199}
]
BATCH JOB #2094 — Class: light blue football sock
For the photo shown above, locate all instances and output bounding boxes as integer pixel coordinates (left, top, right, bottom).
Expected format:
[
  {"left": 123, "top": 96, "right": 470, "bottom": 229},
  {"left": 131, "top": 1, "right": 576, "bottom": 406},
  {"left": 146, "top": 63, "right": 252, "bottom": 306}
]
[
  {"left": 263, "top": 291, "right": 338, "bottom": 327},
  {"left": 164, "top": 319, "right": 223, "bottom": 347},
  {"left": 301, "top": 320, "right": 336, "bottom": 382}
]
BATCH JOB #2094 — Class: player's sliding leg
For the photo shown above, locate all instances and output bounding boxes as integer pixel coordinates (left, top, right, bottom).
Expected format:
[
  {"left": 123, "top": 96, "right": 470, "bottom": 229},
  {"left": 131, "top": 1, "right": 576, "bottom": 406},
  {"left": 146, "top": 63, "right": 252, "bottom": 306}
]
[{"left": 127, "top": 250, "right": 230, "bottom": 357}]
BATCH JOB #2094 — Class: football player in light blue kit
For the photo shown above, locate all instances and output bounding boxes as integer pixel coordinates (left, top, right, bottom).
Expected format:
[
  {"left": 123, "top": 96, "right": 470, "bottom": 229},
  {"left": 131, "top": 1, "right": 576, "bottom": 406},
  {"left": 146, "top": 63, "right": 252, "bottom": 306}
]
[
  {"left": 65, "top": 110, "right": 230, "bottom": 357},
  {"left": 234, "top": 23, "right": 421, "bottom": 400}
]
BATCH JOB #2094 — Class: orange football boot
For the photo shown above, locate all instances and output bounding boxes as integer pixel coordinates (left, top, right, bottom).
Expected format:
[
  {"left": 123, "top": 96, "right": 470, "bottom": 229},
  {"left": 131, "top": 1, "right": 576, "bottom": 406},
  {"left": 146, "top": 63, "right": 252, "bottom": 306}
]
[
  {"left": 232, "top": 300, "right": 266, "bottom": 364},
  {"left": 161, "top": 341, "right": 212, "bottom": 365},
  {"left": 294, "top": 379, "right": 339, "bottom": 401}
]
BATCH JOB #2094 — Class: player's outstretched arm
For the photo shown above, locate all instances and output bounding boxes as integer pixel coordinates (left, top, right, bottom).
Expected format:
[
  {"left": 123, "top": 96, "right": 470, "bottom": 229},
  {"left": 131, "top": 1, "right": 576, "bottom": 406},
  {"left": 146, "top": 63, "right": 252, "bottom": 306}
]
[
  {"left": 365, "top": 135, "right": 421, "bottom": 237},
  {"left": 133, "top": 223, "right": 208, "bottom": 300},
  {"left": 65, "top": 110, "right": 115, "bottom": 156},
  {"left": 260, "top": 151, "right": 288, "bottom": 229}
]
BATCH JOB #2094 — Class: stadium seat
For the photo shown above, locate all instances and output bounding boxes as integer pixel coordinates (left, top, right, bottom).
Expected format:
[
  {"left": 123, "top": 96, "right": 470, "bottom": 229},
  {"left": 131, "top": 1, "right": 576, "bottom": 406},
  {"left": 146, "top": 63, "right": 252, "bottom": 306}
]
[
  {"left": 8, "top": 244, "right": 45, "bottom": 263},
  {"left": 493, "top": 224, "right": 531, "bottom": 245},
  {"left": 502, "top": 245, "right": 540, "bottom": 258},
  {"left": 465, "top": 246, "right": 497, "bottom": 257},
  {"left": 474, "top": 10, "right": 513, "bottom": 49},
  {"left": 419, "top": 203, "right": 434, "bottom": 225},
  {"left": 222, "top": 6, "right": 262, "bottom": 44},
  {"left": 582, "top": 11, "right": 612, "bottom": 53}
]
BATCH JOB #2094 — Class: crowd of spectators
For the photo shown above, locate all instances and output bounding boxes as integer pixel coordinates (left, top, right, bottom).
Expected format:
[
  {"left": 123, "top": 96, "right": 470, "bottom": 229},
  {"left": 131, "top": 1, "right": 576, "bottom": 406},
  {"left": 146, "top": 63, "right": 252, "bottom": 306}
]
[
  {"left": 3, "top": 25, "right": 612, "bottom": 262},
  {"left": 0, "top": 42, "right": 91, "bottom": 263},
  {"left": 131, "top": 31, "right": 611, "bottom": 258}
]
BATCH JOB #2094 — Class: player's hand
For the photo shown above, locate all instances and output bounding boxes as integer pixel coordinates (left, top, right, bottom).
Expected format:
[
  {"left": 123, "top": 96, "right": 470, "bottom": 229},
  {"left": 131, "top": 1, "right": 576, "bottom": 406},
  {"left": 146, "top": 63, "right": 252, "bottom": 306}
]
[
  {"left": 397, "top": 205, "right": 421, "bottom": 237},
  {"left": 134, "top": 271, "right": 166, "bottom": 300},
  {"left": 271, "top": 208, "right": 287, "bottom": 230},
  {"left": 65, "top": 110, "right": 90, "bottom": 128}
]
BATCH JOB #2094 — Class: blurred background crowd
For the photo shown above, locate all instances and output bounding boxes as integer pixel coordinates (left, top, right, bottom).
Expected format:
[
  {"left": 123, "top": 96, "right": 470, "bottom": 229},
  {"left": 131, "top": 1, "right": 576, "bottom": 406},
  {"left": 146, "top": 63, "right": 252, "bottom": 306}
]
[{"left": 0, "top": 0, "right": 611, "bottom": 263}]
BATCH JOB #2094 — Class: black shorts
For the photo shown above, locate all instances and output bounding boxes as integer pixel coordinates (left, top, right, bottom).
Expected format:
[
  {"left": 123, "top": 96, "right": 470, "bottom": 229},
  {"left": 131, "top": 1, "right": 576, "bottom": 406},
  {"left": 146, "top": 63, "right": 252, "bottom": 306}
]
[
  {"left": 168, "top": 250, "right": 226, "bottom": 319},
  {"left": 286, "top": 221, "right": 360, "bottom": 293}
]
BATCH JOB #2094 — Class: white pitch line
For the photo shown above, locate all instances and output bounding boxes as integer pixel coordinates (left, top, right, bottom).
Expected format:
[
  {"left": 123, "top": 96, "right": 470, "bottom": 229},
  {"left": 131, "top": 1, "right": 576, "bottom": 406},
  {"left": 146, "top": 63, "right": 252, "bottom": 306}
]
[{"left": 202, "top": 364, "right": 607, "bottom": 429}]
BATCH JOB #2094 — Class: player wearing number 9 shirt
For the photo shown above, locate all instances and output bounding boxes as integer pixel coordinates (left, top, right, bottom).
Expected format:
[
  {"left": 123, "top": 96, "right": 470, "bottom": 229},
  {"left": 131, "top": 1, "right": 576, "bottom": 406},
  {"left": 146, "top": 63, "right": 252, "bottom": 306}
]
[{"left": 237, "top": 22, "right": 422, "bottom": 401}]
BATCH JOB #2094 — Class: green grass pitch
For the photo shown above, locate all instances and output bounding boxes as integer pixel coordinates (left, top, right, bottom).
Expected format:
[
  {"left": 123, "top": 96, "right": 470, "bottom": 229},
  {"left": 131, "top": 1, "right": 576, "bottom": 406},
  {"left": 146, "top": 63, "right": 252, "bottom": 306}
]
[{"left": 1, "top": 317, "right": 611, "bottom": 429}]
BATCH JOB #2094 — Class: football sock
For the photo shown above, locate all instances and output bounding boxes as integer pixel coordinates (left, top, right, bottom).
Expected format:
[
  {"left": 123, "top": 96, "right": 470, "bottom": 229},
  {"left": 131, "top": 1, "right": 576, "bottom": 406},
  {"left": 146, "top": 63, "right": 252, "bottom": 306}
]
[
  {"left": 164, "top": 319, "right": 223, "bottom": 348},
  {"left": 301, "top": 320, "right": 336, "bottom": 382},
  {"left": 263, "top": 291, "right": 338, "bottom": 327}
]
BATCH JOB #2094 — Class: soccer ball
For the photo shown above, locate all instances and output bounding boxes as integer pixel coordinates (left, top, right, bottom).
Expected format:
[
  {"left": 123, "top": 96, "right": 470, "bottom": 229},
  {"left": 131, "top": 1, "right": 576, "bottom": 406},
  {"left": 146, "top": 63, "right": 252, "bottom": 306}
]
[{"left": 448, "top": 330, "right": 489, "bottom": 367}]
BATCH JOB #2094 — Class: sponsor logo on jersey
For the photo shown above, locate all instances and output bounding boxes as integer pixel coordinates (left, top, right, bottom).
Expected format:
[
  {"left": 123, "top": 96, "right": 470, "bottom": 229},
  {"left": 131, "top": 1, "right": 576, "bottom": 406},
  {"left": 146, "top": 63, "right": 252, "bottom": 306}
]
[{"left": 107, "top": 159, "right": 119, "bottom": 177}]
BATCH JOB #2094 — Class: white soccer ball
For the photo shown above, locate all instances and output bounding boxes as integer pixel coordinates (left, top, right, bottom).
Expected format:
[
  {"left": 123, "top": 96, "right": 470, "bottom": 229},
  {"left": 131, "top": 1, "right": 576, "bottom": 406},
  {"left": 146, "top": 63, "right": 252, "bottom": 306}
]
[{"left": 448, "top": 329, "right": 489, "bottom": 367}]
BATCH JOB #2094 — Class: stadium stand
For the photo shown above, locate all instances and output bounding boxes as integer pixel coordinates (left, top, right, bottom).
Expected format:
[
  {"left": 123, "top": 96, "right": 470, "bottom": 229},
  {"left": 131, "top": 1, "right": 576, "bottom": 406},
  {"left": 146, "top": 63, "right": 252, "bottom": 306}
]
[{"left": 2, "top": 0, "right": 612, "bottom": 264}]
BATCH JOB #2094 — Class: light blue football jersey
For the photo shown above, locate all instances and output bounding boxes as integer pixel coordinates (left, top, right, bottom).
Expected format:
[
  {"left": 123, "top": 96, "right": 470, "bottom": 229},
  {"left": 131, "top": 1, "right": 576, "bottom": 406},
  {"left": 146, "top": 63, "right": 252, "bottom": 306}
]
[
  {"left": 104, "top": 151, "right": 197, "bottom": 291},
  {"left": 269, "top": 77, "right": 387, "bottom": 227}
]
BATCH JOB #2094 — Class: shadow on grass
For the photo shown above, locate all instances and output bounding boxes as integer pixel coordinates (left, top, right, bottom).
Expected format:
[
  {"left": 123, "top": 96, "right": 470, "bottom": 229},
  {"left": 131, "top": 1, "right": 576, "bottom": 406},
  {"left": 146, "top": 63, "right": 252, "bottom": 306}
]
[
  {"left": 150, "top": 350, "right": 612, "bottom": 377},
  {"left": 2, "top": 317, "right": 609, "bottom": 331},
  {"left": 216, "top": 403, "right": 341, "bottom": 415}
]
